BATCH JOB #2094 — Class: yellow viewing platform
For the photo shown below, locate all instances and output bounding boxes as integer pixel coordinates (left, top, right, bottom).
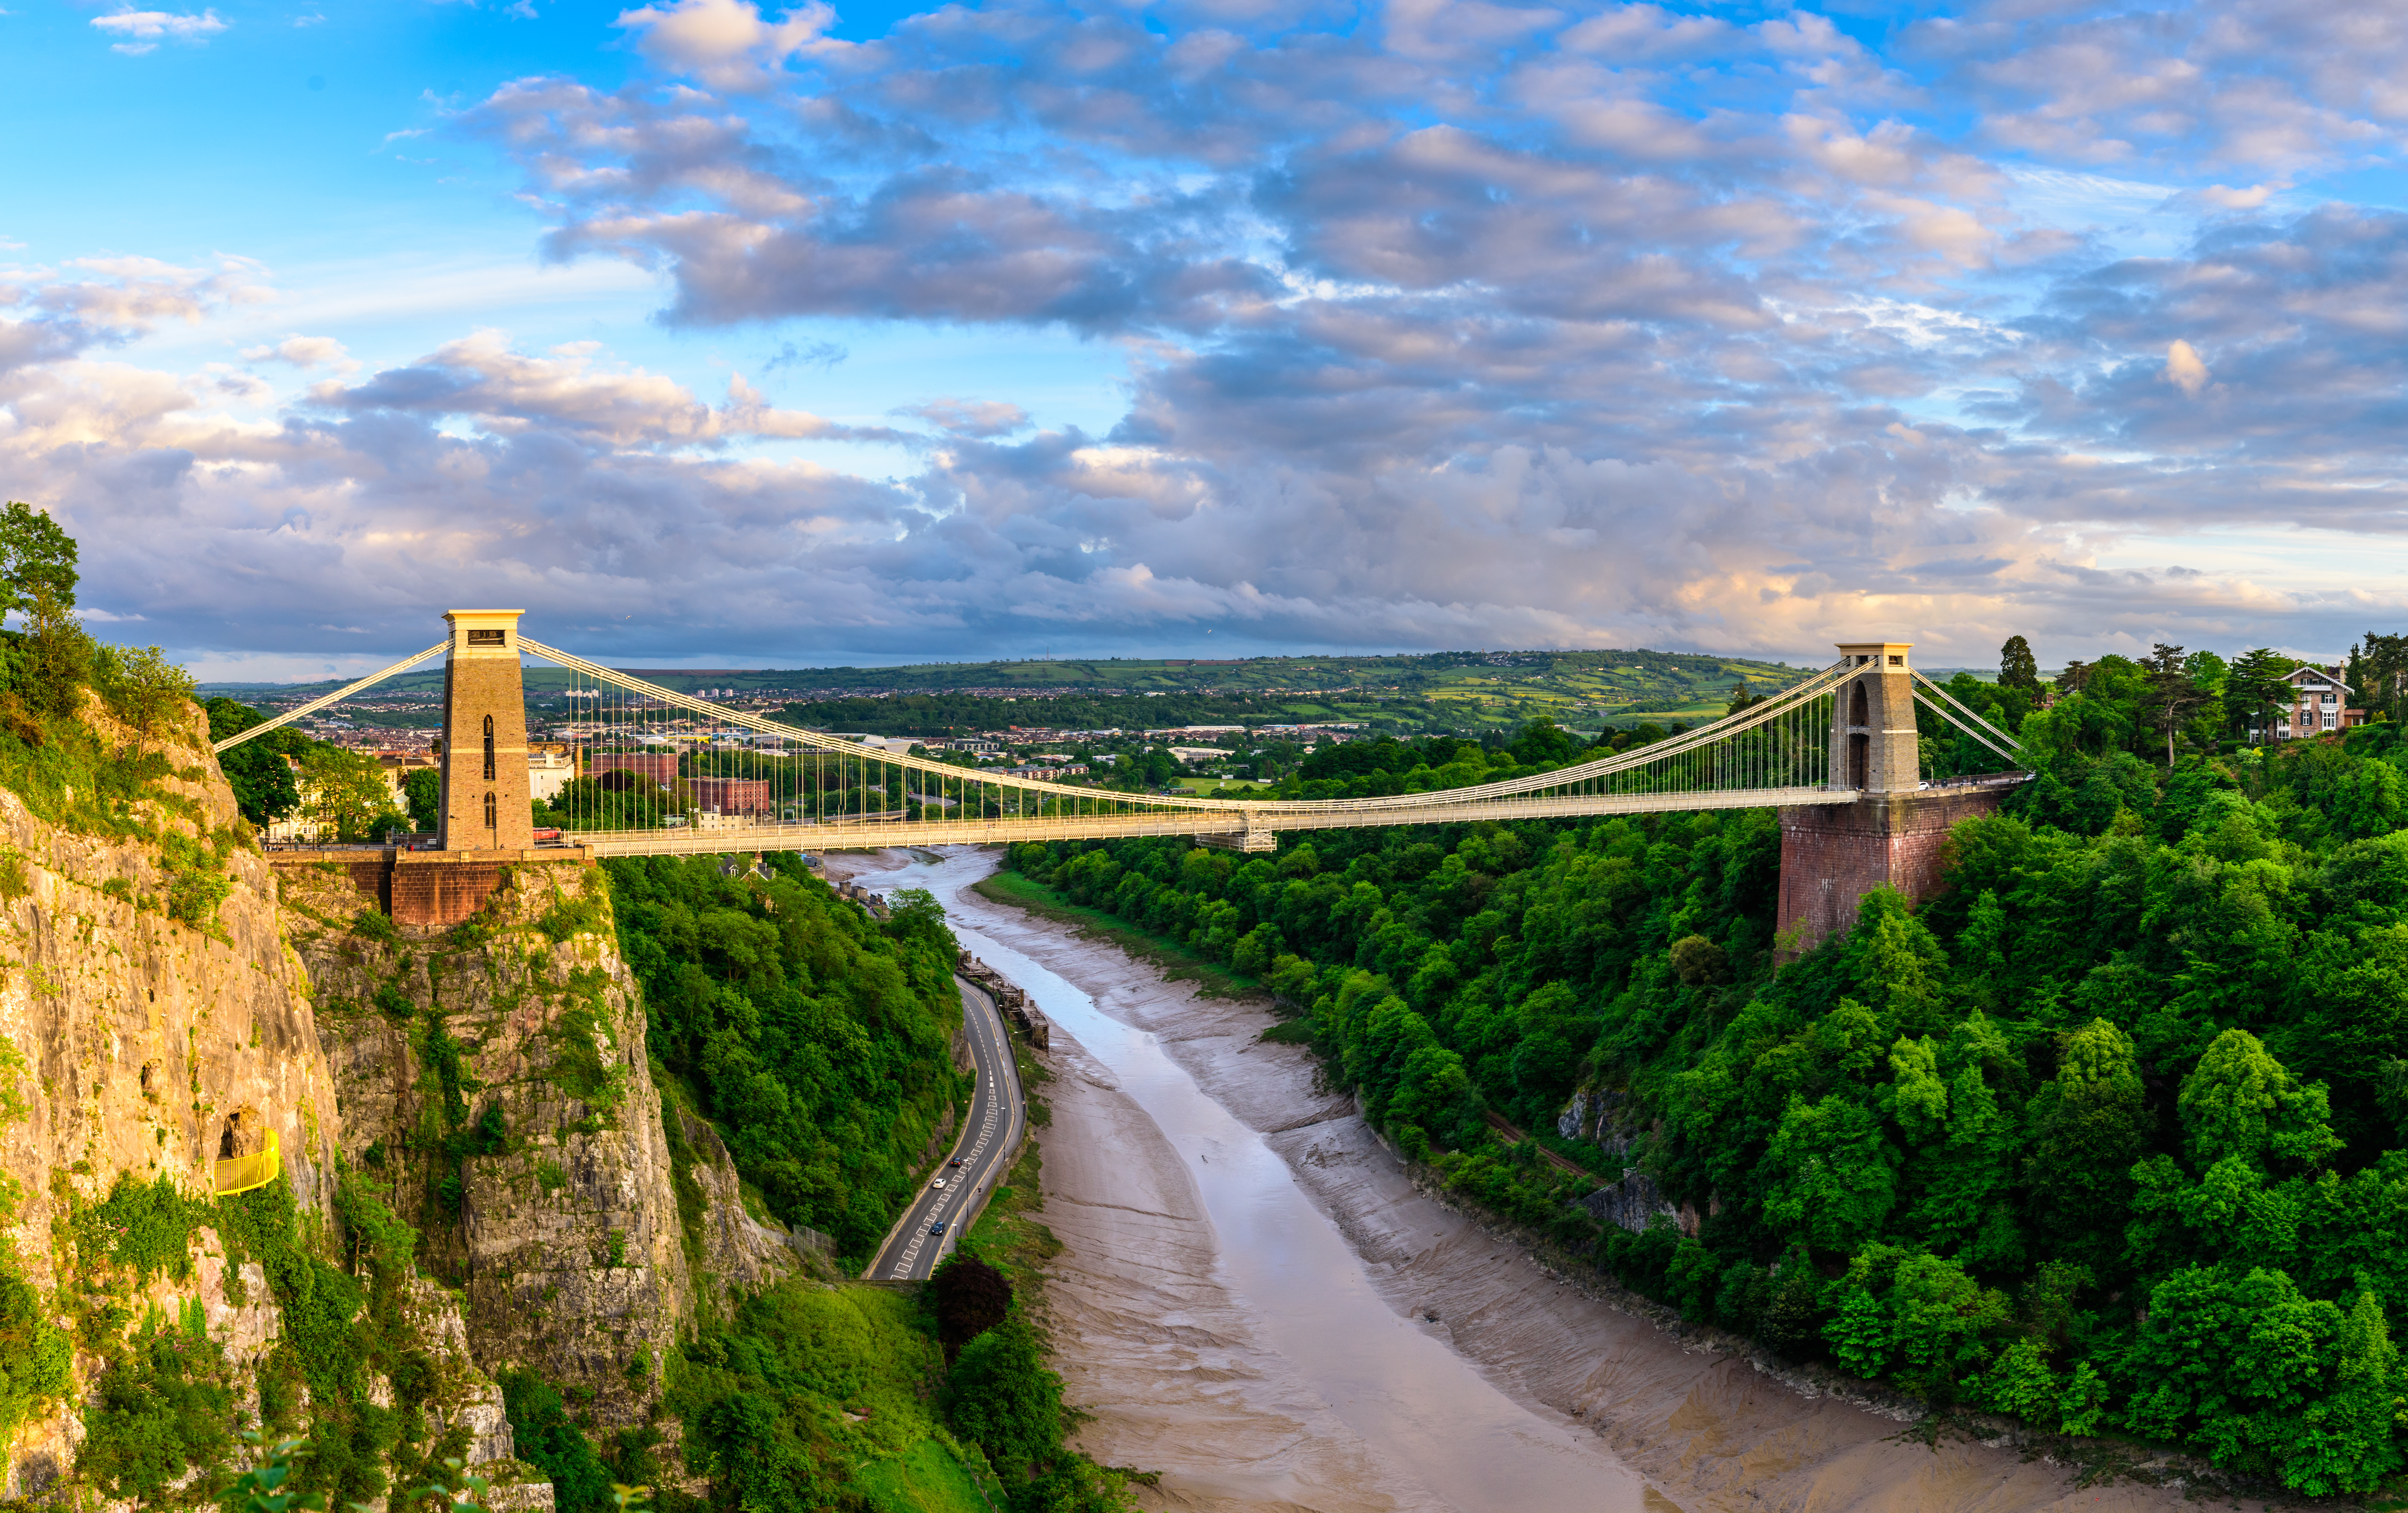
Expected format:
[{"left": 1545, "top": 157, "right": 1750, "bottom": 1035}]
[{"left": 214, "top": 1130, "right": 280, "bottom": 1197}]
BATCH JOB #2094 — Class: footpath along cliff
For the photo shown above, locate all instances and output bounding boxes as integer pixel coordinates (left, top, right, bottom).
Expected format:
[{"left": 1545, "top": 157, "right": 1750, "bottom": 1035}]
[{"left": 0, "top": 688, "right": 814, "bottom": 1511}]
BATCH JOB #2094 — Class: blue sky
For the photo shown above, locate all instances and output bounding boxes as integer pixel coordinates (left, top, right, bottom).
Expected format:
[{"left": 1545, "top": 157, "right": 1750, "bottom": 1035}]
[{"left": 7, "top": 0, "right": 2408, "bottom": 677}]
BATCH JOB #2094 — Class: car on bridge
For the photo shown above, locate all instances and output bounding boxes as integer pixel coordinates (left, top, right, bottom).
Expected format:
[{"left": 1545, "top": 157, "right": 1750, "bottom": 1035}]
[{"left": 929, "top": 1220, "right": 947, "bottom": 1236}]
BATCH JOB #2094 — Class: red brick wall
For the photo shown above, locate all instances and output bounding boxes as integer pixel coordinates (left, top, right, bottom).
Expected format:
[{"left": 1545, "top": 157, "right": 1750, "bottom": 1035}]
[
  {"left": 391, "top": 858, "right": 506, "bottom": 929},
  {"left": 1777, "top": 785, "right": 2012, "bottom": 956},
  {"left": 688, "top": 776, "right": 772, "bottom": 814},
  {"left": 590, "top": 752, "right": 679, "bottom": 786}
]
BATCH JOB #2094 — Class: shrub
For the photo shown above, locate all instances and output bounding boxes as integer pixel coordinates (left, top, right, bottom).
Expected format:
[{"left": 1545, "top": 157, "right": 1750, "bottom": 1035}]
[{"left": 931, "top": 1256, "right": 1013, "bottom": 1356}]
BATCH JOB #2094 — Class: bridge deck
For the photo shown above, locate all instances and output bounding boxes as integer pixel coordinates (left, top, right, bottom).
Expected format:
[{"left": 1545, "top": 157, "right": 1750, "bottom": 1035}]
[{"left": 576, "top": 785, "right": 1858, "bottom": 857}]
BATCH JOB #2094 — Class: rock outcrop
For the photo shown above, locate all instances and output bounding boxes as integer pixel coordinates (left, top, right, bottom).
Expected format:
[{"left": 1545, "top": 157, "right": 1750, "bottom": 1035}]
[{"left": 281, "top": 857, "right": 697, "bottom": 1430}]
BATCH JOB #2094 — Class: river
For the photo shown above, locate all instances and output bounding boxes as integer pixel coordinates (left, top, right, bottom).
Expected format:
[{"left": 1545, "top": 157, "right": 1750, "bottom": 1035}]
[{"left": 838, "top": 848, "right": 2254, "bottom": 1513}]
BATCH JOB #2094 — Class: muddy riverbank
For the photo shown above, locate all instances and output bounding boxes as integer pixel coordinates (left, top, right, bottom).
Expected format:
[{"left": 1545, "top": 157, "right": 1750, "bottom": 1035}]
[{"left": 836, "top": 848, "right": 2275, "bottom": 1513}]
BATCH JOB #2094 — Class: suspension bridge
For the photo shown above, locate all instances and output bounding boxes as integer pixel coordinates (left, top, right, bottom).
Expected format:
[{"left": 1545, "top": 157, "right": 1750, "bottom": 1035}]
[{"left": 221, "top": 612, "right": 2028, "bottom": 950}]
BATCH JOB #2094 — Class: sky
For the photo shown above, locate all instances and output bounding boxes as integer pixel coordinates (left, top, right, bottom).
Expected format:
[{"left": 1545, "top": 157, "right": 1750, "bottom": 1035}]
[{"left": 8, "top": 0, "right": 2408, "bottom": 678}]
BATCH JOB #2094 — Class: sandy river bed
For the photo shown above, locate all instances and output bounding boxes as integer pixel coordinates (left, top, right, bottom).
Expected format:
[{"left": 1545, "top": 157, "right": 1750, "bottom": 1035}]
[{"left": 835, "top": 848, "right": 2272, "bottom": 1513}]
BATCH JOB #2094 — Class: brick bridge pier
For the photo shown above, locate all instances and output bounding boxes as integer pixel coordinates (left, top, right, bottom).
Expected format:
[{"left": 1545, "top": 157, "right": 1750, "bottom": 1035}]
[{"left": 1774, "top": 641, "right": 2015, "bottom": 956}]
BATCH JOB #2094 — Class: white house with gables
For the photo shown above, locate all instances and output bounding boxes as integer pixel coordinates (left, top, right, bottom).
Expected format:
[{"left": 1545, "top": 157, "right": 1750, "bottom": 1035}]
[{"left": 2273, "top": 664, "right": 2366, "bottom": 740}]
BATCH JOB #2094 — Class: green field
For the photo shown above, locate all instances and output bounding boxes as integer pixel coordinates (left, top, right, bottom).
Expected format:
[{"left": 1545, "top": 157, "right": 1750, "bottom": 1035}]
[{"left": 202, "top": 645, "right": 1819, "bottom": 738}]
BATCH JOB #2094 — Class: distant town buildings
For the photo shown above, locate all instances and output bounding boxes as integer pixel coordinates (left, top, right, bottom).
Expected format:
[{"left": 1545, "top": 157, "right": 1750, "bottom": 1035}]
[
  {"left": 1006, "top": 762, "right": 1089, "bottom": 780},
  {"left": 589, "top": 752, "right": 680, "bottom": 787},
  {"left": 528, "top": 747, "right": 576, "bottom": 803},
  {"left": 689, "top": 776, "right": 774, "bottom": 816}
]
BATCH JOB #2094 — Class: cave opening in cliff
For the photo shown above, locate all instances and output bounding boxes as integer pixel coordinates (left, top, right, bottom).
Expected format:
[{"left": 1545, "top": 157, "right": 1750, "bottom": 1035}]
[{"left": 218, "top": 1106, "right": 261, "bottom": 1159}]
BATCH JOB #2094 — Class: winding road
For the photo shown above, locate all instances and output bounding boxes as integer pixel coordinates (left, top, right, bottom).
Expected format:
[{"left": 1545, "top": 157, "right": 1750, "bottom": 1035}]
[{"left": 867, "top": 974, "right": 1025, "bottom": 1280}]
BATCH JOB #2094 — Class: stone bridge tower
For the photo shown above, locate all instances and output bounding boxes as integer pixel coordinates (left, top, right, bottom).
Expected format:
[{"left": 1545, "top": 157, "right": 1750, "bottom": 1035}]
[
  {"left": 436, "top": 609, "right": 534, "bottom": 853},
  {"left": 1775, "top": 641, "right": 2012, "bottom": 956}
]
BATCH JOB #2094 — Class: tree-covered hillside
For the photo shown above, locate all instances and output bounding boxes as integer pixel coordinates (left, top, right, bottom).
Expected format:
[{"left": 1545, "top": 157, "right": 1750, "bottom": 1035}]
[
  {"left": 601, "top": 854, "right": 968, "bottom": 1260},
  {"left": 1008, "top": 711, "right": 2408, "bottom": 1496}
]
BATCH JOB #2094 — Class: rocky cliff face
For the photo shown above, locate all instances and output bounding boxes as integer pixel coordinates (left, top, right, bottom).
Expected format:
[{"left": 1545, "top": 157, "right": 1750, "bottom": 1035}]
[
  {"left": 0, "top": 698, "right": 353, "bottom": 1498},
  {"left": 280, "top": 858, "right": 719, "bottom": 1430},
  {"left": 0, "top": 697, "right": 807, "bottom": 1509}
]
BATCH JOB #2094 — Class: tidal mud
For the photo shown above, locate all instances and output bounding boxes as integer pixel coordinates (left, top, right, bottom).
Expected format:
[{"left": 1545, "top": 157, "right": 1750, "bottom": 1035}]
[{"left": 835, "top": 849, "right": 2269, "bottom": 1513}]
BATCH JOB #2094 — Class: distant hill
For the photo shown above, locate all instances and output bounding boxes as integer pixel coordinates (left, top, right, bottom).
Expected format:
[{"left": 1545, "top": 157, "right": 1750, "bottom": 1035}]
[{"left": 201, "top": 646, "right": 1820, "bottom": 737}]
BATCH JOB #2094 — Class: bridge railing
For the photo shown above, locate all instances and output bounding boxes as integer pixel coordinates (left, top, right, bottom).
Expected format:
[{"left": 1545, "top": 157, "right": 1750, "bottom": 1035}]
[{"left": 214, "top": 1129, "right": 281, "bottom": 1197}]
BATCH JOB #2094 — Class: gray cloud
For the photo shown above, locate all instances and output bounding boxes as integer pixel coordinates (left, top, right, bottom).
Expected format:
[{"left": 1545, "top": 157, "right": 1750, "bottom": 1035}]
[{"left": 15, "top": 0, "right": 2408, "bottom": 674}]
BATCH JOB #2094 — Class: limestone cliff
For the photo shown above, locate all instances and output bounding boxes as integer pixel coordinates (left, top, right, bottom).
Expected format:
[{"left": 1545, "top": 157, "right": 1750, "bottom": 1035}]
[
  {"left": 0, "top": 699, "right": 556, "bottom": 1509},
  {"left": 0, "top": 695, "right": 813, "bottom": 1510},
  {"left": 279, "top": 858, "right": 716, "bottom": 1430},
  {"left": 0, "top": 696, "right": 350, "bottom": 1498}
]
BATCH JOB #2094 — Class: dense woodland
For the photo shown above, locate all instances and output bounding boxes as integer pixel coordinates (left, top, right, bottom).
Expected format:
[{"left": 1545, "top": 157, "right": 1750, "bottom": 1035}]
[{"left": 1008, "top": 639, "right": 2408, "bottom": 1498}]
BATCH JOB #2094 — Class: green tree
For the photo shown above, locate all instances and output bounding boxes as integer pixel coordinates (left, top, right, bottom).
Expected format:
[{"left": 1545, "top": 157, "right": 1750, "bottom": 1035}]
[
  {"left": 2226, "top": 648, "right": 2295, "bottom": 742},
  {"left": 298, "top": 746, "right": 406, "bottom": 842},
  {"left": 2143, "top": 642, "right": 2208, "bottom": 766},
  {"left": 93, "top": 644, "right": 196, "bottom": 743},
  {"left": 501, "top": 1370, "right": 618, "bottom": 1513},
  {"left": 1999, "top": 636, "right": 2041, "bottom": 698},
  {"left": 2026, "top": 1018, "right": 2149, "bottom": 1264},
  {"left": 2179, "top": 1028, "right": 2342, "bottom": 1171},
  {"left": 0, "top": 502, "right": 78, "bottom": 620},
  {"left": 2126, "top": 1267, "right": 2404, "bottom": 1495},
  {"left": 222, "top": 748, "right": 301, "bottom": 828},
  {"left": 943, "top": 1318, "right": 1065, "bottom": 1482},
  {"left": 401, "top": 767, "right": 442, "bottom": 833},
  {"left": 1763, "top": 1094, "right": 1897, "bottom": 1254},
  {"left": 2358, "top": 631, "right": 2408, "bottom": 723}
]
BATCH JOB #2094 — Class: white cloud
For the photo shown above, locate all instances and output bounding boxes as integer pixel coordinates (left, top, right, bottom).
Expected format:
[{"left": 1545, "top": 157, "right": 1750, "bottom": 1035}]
[
  {"left": 2196, "top": 181, "right": 2285, "bottom": 209},
  {"left": 90, "top": 8, "right": 227, "bottom": 53},
  {"left": 2164, "top": 339, "right": 2211, "bottom": 396},
  {"left": 610, "top": 0, "right": 846, "bottom": 92},
  {"left": 902, "top": 398, "right": 1032, "bottom": 438},
  {"left": 241, "top": 334, "right": 358, "bottom": 373}
]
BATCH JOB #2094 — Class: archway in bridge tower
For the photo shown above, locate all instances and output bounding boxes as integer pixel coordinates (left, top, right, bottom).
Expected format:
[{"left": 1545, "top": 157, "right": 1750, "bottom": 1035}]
[{"left": 1848, "top": 680, "right": 1870, "bottom": 788}]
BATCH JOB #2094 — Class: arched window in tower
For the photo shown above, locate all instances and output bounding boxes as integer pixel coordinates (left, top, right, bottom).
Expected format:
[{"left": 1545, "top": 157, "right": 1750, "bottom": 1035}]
[
  {"left": 1846, "top": 677, "right": 1871, "bottom": 788},
  {"left": 483, "top": 714, "right": 496, "bottom": 781},
  {"left": 484, "top": 791, "right": 497, "bottom": 831},
  {"left": 1849, "top": 679, "right": 1869, "bottom": 727}
]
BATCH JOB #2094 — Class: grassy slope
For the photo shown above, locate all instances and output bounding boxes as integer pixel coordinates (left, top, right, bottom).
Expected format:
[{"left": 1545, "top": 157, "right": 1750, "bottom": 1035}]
[{"left": 853, "top": 1435, "right": 995, "bottom": 1513}]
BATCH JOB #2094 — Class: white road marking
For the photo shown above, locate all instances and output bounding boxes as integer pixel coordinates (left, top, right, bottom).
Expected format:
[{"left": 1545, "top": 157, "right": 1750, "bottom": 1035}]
[{"left": 877, "top": 979, "right": 1023, "bottom": 1279}]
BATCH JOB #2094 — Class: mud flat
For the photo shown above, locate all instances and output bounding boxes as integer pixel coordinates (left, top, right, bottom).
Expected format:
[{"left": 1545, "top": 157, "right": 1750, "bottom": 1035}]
[{"left": 837, "top": 849, "right": 2268, "bottom": 1513}]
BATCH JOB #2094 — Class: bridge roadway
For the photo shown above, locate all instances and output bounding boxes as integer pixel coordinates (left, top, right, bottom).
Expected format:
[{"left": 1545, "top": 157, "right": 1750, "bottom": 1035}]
[
  {"left": 578, "top": 784, "right": 1858, "bottom": 857},
  {"left": 866, "top": 975, "right": 1026, "bottom": 1281}
]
